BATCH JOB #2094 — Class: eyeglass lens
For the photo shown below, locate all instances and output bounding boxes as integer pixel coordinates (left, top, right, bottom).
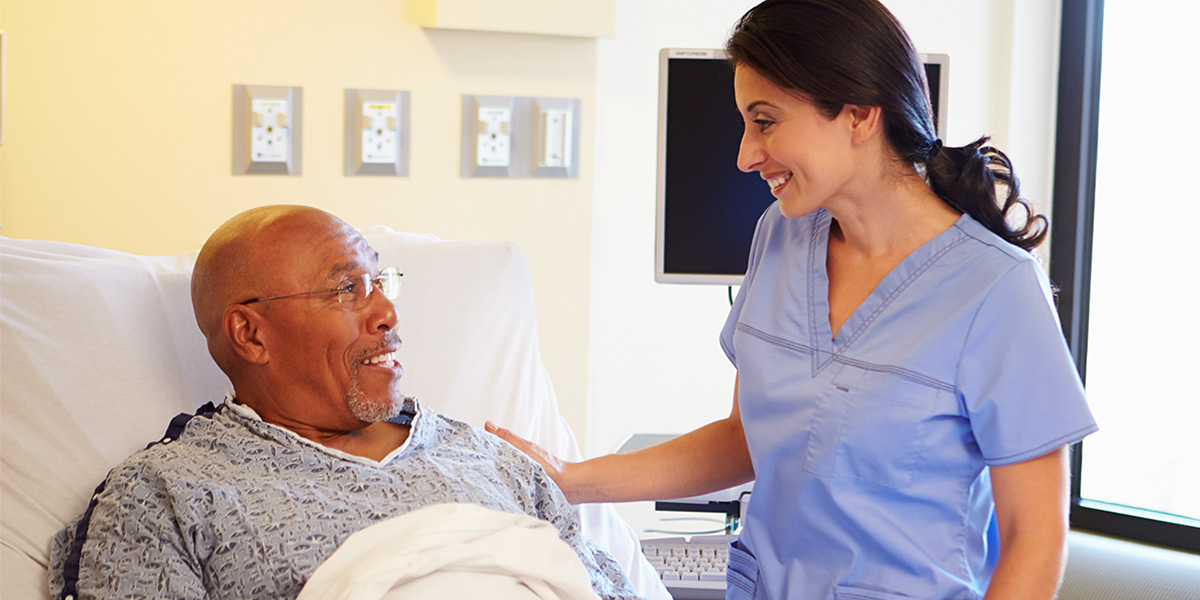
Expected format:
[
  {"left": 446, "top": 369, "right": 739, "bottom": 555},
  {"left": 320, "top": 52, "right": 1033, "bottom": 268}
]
[
  {"left": 339, "top": 268, "right": 402, "bottom": 307},
  {"left": 376, "top": 268, "right": 402, "bottom": 299}
]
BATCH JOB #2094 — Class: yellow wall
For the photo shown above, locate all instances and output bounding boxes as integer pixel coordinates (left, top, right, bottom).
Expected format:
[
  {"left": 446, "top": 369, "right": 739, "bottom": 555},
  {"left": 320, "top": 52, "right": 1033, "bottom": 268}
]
[
  {"left": 0, "top": 0, "right": 596, "bottom": 441},
  {"left": 414, "top": 0, "right": 616, "bottom": 38}
]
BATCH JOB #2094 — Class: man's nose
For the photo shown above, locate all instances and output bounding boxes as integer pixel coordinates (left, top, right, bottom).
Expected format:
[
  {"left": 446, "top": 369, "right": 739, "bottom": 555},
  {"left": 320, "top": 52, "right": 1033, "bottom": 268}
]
[{"left": 366, "top": 286, "right": 399, "bottom": 332}]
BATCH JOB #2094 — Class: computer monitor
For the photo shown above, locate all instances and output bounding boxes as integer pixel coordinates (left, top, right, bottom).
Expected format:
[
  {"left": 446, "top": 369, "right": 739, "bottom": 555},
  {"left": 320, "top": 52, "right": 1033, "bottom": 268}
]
[{"left": 654, "top": 49, "right": 949, "bottom": 285}]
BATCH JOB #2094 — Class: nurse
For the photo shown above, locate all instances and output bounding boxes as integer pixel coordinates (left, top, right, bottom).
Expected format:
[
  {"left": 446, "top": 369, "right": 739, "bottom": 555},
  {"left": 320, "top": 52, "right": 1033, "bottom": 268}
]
[{"left": 489, "top": 0, "right": 1097, "bottom": 598}]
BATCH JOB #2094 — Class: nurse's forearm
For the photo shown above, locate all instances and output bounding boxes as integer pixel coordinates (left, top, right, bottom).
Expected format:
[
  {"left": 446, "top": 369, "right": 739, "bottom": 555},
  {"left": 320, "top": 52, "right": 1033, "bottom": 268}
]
[
  {"left": 983, "top": 447, "right": 1070, "bottom": 600},
  {"left": 561, "top": 415, "right": 754, "bottom": 504},
  {"left": 981, "top": 531, "right": 1066, "bottom": 600}
]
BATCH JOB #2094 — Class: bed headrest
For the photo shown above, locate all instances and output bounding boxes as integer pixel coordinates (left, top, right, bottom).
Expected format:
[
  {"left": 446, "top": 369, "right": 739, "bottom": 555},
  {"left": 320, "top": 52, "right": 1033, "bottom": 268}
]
[{"left": 0, "top": 229, "right": 579, "bottom": 598}]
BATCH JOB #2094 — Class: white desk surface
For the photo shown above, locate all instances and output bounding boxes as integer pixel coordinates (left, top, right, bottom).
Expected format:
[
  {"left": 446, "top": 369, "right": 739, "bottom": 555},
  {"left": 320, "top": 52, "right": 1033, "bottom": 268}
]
[{"left": 613, "top": 500, "right": 739, "bottom": 541}]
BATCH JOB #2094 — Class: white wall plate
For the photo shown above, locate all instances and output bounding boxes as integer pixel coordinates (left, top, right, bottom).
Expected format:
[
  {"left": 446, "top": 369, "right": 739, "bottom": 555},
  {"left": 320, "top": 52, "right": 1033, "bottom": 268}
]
[
  {"left": 344, "top": 88, "right": 410, "bottom": 176},
  {"left": 232, "top": 84, "right": 302, "bottom": 175}
]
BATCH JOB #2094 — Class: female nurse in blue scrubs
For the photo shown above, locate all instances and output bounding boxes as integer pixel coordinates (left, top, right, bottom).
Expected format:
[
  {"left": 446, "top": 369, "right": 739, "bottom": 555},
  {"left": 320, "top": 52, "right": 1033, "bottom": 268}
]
[{"left": 489, "top": 1, "right": 1098, "bottom": 598}]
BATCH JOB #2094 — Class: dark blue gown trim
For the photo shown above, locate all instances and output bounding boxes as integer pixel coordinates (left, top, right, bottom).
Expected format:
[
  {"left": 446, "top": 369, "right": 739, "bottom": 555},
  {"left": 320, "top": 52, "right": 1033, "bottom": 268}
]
[{"left": 57, "top": 401, "right": 219, "bottom": 600}]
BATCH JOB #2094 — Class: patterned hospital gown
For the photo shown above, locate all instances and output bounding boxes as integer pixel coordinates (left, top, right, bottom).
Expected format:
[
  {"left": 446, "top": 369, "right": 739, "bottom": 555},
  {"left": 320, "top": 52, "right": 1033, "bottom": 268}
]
[{"left": 49, "top": 400, "right": 640, "bottom": 600}]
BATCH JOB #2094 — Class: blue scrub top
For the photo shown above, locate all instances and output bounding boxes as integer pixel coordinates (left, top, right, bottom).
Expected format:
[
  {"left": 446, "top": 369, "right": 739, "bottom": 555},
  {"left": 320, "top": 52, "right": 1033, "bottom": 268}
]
[{"left": 720, "top": 204, "right": 1096, "bottom": 600}]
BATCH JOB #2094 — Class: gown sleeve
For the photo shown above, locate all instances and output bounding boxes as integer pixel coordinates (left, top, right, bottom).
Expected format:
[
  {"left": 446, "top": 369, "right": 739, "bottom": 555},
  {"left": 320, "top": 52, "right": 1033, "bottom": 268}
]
[{"left": 49, "top": 462, "right": 208, "bottom": 600}]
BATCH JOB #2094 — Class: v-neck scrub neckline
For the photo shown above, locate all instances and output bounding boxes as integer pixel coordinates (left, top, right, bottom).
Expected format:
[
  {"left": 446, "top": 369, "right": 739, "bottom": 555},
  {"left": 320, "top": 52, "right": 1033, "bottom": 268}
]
[
  {"left": 806, "top": 209, "right": 970, "bottom": 375},
  {"left": 719, "top": 202, "right": 1096, "bottom": 600}
]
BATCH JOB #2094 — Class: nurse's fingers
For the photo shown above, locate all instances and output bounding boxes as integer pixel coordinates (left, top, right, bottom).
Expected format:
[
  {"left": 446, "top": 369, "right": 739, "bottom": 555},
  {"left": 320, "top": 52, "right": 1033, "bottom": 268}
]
[{"left": 485, "top": 421, "right": 569, "bottom": 483}]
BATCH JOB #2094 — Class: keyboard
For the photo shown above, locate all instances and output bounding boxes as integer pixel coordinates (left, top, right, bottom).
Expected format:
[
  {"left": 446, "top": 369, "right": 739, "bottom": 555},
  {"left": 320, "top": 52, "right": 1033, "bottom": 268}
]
[{"left": 640, "top": 534, "right": 735, "bottom": 600}]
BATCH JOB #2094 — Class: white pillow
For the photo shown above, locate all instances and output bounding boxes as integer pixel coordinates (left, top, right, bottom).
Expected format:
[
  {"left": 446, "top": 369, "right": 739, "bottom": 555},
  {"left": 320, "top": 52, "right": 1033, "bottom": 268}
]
[
  {"left": 0, "top": 232, "right": 665, "bottom": 600},
  {"left": 1, "top": 238, "right": 230, "bottom": 600}
]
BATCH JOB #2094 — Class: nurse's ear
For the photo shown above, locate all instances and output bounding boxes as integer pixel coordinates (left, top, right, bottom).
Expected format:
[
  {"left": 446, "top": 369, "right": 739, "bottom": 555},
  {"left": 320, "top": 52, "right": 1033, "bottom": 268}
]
[{"left": 843, "top": 104, "right": 884, "bottom": 145}]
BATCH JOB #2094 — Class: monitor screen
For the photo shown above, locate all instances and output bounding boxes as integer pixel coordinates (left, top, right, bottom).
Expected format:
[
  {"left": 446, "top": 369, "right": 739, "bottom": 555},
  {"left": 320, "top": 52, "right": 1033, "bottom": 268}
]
[{"left": 654, "top": 49, "right": 948, "bottom": 285}]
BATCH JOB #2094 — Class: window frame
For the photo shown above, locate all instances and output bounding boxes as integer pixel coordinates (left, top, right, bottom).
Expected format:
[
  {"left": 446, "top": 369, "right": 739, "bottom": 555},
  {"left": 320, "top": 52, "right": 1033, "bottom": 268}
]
[{"left": 1051, "top": 0, "right": 1200, "bottom": 553}]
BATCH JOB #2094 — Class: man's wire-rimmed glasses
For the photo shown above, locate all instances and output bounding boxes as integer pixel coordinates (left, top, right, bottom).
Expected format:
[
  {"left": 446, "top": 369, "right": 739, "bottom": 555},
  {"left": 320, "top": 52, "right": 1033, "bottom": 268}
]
[{"left": 240, "top": 267, "right": 402, "bottom": 310}]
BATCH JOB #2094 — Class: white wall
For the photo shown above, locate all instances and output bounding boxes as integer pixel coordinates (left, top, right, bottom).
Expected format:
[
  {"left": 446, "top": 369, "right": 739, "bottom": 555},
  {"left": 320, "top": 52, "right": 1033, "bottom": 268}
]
[{"left": 586, "top": 0, "right": 1063, "bottom": 457}]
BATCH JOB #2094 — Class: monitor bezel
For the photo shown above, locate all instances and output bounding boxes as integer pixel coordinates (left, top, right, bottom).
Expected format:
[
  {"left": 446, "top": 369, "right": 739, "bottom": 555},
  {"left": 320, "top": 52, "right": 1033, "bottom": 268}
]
[
  {"left": 655, "top": 48, "right": 741, "bottom": 285},
  {"left": 923, "top": 52, "right": 950, "bottom": 141}
]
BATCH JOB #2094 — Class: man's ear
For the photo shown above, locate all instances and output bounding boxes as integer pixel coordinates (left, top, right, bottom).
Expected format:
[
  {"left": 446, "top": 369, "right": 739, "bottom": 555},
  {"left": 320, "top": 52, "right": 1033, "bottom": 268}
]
[
  {"left": 223, "top": 305, "right": 270, "bottom": 365},
  {"left": 843, "top": 104, "right": 883, "bottom": 144}
]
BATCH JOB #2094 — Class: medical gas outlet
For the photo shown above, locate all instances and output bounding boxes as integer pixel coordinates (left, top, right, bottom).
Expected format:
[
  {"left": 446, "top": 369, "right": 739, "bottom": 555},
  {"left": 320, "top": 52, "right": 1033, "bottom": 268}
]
[
  {"left": 476, "top": 105, "right": 513, "bottom": 168},
  {"left": 344, "top": 89, "right": 410, "bottom": 176},
  {"left": 232, "top": 84, "right": 302, "bottom": 175},
  {"left": 461, "top": 95, "right": 580, "bottom": 178}
]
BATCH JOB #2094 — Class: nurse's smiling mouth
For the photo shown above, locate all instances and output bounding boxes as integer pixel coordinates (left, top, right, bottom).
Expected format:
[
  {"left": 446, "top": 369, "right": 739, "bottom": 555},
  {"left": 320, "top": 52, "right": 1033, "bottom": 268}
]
[{"left": 766, "top": 172, "right": 792, "bottom": 196}]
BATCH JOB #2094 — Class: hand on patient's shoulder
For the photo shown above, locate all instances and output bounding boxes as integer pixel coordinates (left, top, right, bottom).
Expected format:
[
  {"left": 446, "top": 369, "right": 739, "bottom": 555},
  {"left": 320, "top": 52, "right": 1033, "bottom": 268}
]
[{"left": 485, "top": 421, "right": 571, "bottom": 490}]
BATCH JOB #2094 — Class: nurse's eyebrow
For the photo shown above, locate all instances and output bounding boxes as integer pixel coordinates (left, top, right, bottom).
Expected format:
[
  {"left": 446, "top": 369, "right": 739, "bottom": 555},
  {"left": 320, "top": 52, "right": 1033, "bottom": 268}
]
[{"left": 745, "top": 100, "right": 779, "bottom": 113}]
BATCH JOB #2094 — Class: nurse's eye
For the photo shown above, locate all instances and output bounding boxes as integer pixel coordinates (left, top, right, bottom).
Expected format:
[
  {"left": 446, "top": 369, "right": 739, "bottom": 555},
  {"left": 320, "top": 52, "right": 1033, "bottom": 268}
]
[{"left": 753, "top": 118, "right": 775, "bottom": 132}]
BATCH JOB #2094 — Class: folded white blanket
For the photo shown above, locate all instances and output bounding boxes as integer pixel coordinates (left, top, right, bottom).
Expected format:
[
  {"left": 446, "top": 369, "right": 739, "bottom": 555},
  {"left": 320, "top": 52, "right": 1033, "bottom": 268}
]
[{"left": 297, "top": 504, "right": 602, "bottom": 600}]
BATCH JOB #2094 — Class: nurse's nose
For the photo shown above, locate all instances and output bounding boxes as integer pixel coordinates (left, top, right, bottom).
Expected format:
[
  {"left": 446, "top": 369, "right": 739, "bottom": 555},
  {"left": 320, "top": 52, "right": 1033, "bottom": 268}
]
[{"left": 737, "top": 128, "right": 765, "bottom": 173}]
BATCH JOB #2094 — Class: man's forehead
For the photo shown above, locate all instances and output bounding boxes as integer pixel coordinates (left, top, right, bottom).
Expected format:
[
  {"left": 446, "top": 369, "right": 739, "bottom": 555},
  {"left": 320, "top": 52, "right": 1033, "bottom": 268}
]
[
  {"left": 263, "top": 220, "right": 378, "bottom": 283},
  {"left": 322, "top": 246, "right": 380, "bottom": 279}
]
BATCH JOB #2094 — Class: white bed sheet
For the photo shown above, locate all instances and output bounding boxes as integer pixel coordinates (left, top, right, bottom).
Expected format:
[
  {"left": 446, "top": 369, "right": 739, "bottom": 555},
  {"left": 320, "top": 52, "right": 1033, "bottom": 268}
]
[{"left": 296, "top": 503, "right": 600, "bottom": 600}]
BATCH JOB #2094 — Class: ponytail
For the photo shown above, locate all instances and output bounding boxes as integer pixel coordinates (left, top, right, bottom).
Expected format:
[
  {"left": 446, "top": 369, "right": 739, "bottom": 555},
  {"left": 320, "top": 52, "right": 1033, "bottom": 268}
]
[{"left": 924, "top": 137, "right": 1047, "bottom": 251}]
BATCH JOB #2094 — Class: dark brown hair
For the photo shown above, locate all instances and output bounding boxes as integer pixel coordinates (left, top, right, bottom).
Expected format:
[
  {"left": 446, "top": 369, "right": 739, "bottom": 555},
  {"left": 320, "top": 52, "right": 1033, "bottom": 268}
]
[{"left": 726, "top": 0, "right": 1046, "bottom": 250}]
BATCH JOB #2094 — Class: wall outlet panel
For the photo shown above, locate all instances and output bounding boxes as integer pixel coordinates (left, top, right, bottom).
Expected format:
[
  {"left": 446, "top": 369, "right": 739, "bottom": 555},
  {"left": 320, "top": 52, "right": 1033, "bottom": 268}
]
[
  {"left": 344, "top": 89, "right": 410, "bottom": 176},
  {"left": 232, "top": 84, "right": 302, "bottom": 175},
  {"left": 531, "top": 97, "right": 581, "bottom": 179},
  {"left": 460, "top": 95, "right": 580, "bottom": 179},
  {"left": 461, "top": 95, "right": 521, "bottom": 178},
  {"left": 476, "top": 104, "right": 513, "bottom": 167}
]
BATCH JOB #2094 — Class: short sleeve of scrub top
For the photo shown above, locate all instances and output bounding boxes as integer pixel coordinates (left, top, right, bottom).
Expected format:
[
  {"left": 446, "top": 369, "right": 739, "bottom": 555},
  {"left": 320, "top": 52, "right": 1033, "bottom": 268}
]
[{"left": 956, "top": 256, "right": 1098, "bottom": 465}]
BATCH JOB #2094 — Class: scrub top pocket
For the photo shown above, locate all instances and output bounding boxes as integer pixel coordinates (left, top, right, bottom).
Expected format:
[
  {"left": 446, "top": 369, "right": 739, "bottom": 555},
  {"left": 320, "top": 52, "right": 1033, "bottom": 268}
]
[
  {"left": 802, "top": 367, "right": 948, "bottom": 488},
  {"left": 726, "top": 539, "right": 760, "bottom": 600}
]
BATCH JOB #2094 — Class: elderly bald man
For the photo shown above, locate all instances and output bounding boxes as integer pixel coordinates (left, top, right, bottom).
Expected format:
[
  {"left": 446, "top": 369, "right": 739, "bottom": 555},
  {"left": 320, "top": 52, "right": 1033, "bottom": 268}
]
[
  {"left": 49, "top": 206, "right": 640, "bottom": 600},
  {"left": 191, "top": 205, "right": 409, "bottom": 460}
]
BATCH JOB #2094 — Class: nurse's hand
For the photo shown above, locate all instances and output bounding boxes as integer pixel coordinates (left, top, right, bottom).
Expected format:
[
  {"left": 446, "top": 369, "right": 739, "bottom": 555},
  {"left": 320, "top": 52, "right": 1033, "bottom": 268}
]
[{"left": 485, "top": 421, "right": 573, "bottom": 491}]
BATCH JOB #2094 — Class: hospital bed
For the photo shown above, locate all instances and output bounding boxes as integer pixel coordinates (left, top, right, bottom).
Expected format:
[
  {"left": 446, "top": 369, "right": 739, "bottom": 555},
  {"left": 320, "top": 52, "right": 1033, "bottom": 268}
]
[{"left": 0, "top": 230, "right": 669, "bottom": 599}]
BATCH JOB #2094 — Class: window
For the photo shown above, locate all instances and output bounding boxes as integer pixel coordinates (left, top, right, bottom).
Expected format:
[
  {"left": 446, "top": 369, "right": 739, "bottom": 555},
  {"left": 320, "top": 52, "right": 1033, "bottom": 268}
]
[{"left": 1051, "top": 0, "right": 1200, "bottom": 552}]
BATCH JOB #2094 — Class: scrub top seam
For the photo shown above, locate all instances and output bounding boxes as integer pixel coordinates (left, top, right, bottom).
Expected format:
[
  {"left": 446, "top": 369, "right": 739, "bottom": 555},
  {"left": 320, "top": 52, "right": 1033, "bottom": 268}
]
[
  {"left": 983, "top": 423, "right": 1099, "bottom": 466},
  {"left": 953, "top": 219, "right": 1032, "bottom": 263},
  {"left": 719, "top": 334, "right": 737, "bottom": 368},
  {"left": 836, "top": 234, "right": 968, "bottom": 355},
  {"left": 736, "top": 322, "right": 816, "bottom": 357},
  {"left": 951, "top": 258, "right": 1026, "bottom": 395},
  {"left": 736, "top": 322, "right": 954, "bottom": 393},
  {"left": 831, "top": 354, "right": 956, "bottom": 393},
  {"left": 808, "top": 210, "right": 831, "bottom": 374}
]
